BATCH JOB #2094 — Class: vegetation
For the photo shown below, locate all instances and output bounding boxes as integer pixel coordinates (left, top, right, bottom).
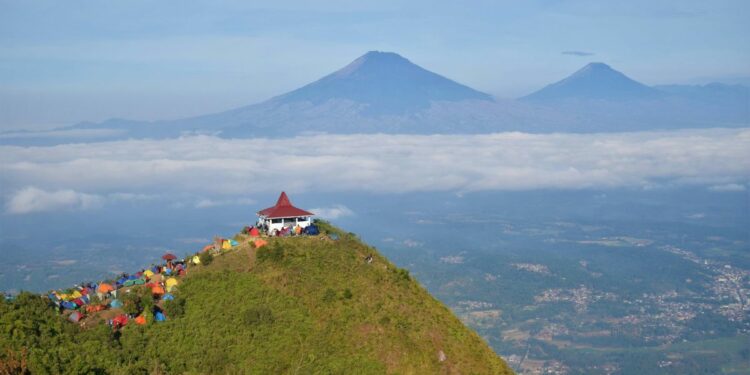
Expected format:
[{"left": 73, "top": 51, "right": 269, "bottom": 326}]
[{"left": 0, "top": 228, "right": 512, "bottom": 374}]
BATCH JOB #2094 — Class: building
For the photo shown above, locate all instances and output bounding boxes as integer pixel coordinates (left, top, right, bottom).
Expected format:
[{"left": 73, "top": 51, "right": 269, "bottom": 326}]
[{"left": 257, "top": 192, "right": 314, "bottom": 233}]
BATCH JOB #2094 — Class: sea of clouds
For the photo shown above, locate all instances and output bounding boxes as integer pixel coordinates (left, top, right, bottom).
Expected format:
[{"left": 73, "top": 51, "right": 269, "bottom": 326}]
[{"left": 1, "top": 128, "right": 748, "bottom": 214}]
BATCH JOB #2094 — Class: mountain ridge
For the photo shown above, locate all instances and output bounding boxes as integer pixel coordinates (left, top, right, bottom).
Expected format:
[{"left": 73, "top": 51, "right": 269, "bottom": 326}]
[{"left": 1, "top": 52, "right": 747, "bottom": 146}]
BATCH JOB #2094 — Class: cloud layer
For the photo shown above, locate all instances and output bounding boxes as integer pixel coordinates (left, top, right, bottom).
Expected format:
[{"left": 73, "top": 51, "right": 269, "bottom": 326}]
[
  {"left": 6, "top": 187, "right": 103, "bottom": 214},
  {"left": 1, "top": 129, "right": 748, "bottom": 214}
]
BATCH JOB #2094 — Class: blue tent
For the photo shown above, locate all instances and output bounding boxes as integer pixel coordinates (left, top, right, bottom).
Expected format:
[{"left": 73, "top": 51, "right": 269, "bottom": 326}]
[
  {"left": 162, "top": 293, "right": 174, "bottom": 301},
  {"left": 154, "top": 311, "right": 166, "bottom": 322},
  {"left": 109, "top": 299, "right": 123, "bottom": 308},
  {"left": 305, "top": 225, "right": 320, "bottom": 235},
  {"left": 80, "top": 295, "right": 90, "bottom": 304},
  {"left": 230, "top": 239, "right": 239, "bottom": 246},
  {"left": 61, "top": 301, "right": 77, "bottom": 310}
]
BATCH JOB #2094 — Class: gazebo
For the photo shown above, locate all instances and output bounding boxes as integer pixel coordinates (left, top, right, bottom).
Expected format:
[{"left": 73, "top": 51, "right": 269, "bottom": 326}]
[{"left": 257, "top": 192, "right": 314, "bottom": 233}]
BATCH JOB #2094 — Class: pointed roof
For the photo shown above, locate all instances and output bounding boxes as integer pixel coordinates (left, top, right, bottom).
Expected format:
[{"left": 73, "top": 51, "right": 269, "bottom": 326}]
[{"left": 258, "top": 192, "right": 314, "bottom": 219}]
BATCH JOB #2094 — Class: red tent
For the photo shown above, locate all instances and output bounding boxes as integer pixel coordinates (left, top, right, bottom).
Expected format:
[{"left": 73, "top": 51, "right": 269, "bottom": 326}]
[
  {"left": 162, "top": 253, "right": 177, "bottom": 261},
  {"left": 249, "top": 227, "right": 260, "bottom": 237},
  {"left": 257, "top": 192, "right": 314, "bottom": 219},
  {"left": 112, "top": 314, "right": 128, "bottom": 327}
]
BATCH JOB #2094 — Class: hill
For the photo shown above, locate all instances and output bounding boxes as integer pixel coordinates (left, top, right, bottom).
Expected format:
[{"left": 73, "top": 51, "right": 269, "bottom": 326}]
[{"left": 0, "top": 223, "right": 512, "bottom": 374}]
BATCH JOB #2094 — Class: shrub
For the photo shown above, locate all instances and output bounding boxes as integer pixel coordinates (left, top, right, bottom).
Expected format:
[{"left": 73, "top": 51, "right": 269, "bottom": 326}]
[
  {"left": 199, "top": 251, "right": 213, "bottom": 266},
  {"left": 342, "top": 288, "right": 353, "bottom": 300},
  {"left": 163, "top": 296, "right": 186, "bottom": 318},
  {"left": 396, "top": 268, "right": 410, "bottom": 282},
  {"left": 122, "top": 292, "right": 142, "bottom": 316}
]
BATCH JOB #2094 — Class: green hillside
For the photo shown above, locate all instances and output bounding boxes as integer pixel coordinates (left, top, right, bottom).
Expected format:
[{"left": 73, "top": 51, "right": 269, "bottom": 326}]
[{"left": 0, "top": 224, "right": 512, "bottom": 374}]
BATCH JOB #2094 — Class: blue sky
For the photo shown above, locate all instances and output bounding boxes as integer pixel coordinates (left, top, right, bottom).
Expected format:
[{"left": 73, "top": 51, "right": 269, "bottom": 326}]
[{"left": 1, "top": 0, "right": 748, "bottom": 130}]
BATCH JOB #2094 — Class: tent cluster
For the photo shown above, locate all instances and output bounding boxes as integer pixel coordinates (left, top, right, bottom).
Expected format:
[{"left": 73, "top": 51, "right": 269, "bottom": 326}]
[
  {"left": 40, "top": 218, "right": 324, "bottom": 331},
  {"left": 46, "top": 252, "right": 188, "bottom": 329},
  {"left": 258, "top": 224, "right": 319, "bottom": 237}
]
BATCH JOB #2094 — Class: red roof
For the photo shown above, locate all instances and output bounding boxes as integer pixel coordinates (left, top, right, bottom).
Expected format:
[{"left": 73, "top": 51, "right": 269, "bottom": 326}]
[{"left": 258, "top": 192, "right": 314, "bottom": 219}]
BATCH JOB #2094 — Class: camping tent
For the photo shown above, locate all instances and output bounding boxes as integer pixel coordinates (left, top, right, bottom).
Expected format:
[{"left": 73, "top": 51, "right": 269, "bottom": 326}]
[
  {"left": 249, "top": 227, "right": 260, "bottom": 237},
  {"left": 109, "top": 299, "right": 123, "bottom": 308},
  {"left": 134, "top": 315, "right": 147, "bottom": 325},
  {"left": 222, "top": 240, "right": 231, "bottom": 250},
  {"left": 98, "top": 283, "right": 115, "bottom": 294},
  {"left": 162, "top": 293, "right": 175, "bottom": 301},
  {"left": 192, "top": 255, "right": 201, "bottom": 264},
  {"left": 144, "top": 269, "right": 154, "bottom": 278},
  {"left": 154, "top": 311, "right": 166, "bottom": 322},
  {"left": 68, "top": 311, "right": 83, "bottom": 323},
  {"left": 304, "top": 225, "right": 320, "bottom": 235},
  {"left": 112, "top": 314, "right": 128, "bottom": 327},
  {"left": 165, "top": 278, "right": 178, "bottom": 292},
  {"left": 151, "top": 285, "right": 165, "bottom": 295},
  {"left": 253, "top": 239, "right": 268, "bottom": 248}
]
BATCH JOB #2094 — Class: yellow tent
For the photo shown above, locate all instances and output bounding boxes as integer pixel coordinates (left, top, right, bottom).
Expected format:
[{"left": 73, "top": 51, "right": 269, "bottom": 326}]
[
  {"left": 165, "top": 277, "right": 179, "bottom": 292},
  {"left": 70, "top": 290, "right": 82, "bottom": 299},
  {"left": 143, "top": 269, "right": 154, "bottom": 278},
  {"left": 192, "top": 255, "right": 201, "bottom": 264},
  {"left": 222, "top": 240, "right": 231, "bottom": 250}
]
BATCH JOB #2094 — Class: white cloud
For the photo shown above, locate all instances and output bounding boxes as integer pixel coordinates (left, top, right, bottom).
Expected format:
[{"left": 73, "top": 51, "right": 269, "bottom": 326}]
[
  {"left": 6, "top": 187, "right": 103, "bottom": 214},
  {"left": 310, "top": 204, "right": 354, "bottom": 219},
  {"left": 708, "top": 183, "right": 746, "bottom": 192},
  {"left": 0, "top": 129, "right": 748, "bottom": 206}
]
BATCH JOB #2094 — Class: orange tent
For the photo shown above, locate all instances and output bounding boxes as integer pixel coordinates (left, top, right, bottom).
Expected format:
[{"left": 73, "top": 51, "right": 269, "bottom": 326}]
[
  {"left": 202, "top": 244, "right": 213, "bottom": 252},
  {"left": 253, "top": 239, "right": 268, "bottom": 248},
  {"left": 134, "top": 315, "right": 147, "bottom": 325},
  {"left": 151, "top": 285, "right": 165, "bottom": 295},
  {"left": 97, "top": 283, "right": 115, "bottom": 293}
]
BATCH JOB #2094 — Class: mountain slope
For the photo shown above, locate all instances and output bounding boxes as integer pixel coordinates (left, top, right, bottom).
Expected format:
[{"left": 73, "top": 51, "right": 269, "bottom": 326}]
[
  {"left": 522, "top": 62, "right": 660, "bottom": 102},
  {"left": 0, "top": 225, "right": 512, "bottom": 374},
  {"left": 273, "top": 51, "right": 493, "bottom": 114}
]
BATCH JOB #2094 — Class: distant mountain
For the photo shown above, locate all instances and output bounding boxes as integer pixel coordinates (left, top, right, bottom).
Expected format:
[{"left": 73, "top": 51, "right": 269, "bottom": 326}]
[
  {"left": 522, "top": 62, "right": 660, "bottom": 102},
  {"left": 272, "top": 51, "right": 493, "bottom": 114},
  {"left": 1, "top": 55, "right": 747, "bottom": 145},
  {"left": 0, "top": 223, "right": 513, "bottom": 374}
]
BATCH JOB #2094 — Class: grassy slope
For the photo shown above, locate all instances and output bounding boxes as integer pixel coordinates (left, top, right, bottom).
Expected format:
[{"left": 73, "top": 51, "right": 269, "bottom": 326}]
[
  {"left": 150, "top": 232, "right": 512, "bottom": 374},
  {"left": 0, "top": 227, "right": 512, "bottom": 374}
]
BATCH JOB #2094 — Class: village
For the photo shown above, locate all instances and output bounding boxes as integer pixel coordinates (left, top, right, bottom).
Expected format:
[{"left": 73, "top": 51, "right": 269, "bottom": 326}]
[{"left": 40, "top": 192, "right": 324, "bottom": 330}]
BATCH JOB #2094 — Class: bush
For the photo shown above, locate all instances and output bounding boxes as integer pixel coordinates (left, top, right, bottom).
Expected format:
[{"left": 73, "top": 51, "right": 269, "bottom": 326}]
[
  {"left": 396, "top": 268, "right": 411, "bottom": 282},
  {"left": 199, "top": 251, "right": 213, "bottom": 266},
  {"left": 242, "top": 306, "right": 274, "bottom": 325},
  {"left": 163, "top": 296, "right": 186, "bottom": 318},
  {"left": 122, "top": 292, "right": 142, "bottom": 316},
  {"left": 342, "top": 288, "right": 353, "bottom": 300}
]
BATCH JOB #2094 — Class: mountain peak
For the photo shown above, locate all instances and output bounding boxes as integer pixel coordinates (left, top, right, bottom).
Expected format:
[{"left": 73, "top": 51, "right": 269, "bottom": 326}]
[
  {"left": 273, "top": 51, "right": 492, "bottom": 114},
  {"left": 524, "top": 62, "right": 659, "bottom": 101}
]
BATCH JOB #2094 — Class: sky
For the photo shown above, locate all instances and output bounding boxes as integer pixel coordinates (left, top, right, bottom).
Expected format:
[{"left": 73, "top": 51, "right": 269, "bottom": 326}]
[{"left": 0, "top": 0, "right": 749, "bottom": 130}]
